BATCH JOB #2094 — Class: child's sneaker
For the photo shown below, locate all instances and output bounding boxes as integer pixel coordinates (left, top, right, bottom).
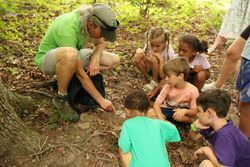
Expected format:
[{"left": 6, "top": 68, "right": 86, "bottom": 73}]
[
  {"left": 143, "top": 80, "right": 158, "bottom": 92},
  {"left": 201, "top": 82, "right": 217, "bottom": 92}
]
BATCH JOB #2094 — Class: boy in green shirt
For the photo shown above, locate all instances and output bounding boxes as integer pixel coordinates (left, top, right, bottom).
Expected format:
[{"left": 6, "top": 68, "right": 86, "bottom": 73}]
[{"left": 118, "top": 91, "right": 181, "bottom": 167}]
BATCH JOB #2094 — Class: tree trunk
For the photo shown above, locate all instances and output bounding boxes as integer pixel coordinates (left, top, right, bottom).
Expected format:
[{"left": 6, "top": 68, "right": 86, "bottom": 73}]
[{"left": 0, "top": 83, "right": 41, "bottom": 155}]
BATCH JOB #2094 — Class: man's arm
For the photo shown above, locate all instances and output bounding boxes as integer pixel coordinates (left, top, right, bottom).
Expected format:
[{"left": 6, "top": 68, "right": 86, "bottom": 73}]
[
  {"left": 88, "top": 38, "right": 105, "bottom": 76},
  {"left": 75, "top": 60, "right": 115, "bottom": 112}
]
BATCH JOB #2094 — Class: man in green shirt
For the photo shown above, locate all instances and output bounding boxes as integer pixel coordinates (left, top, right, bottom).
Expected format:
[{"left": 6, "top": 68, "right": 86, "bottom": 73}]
[{"left": 35, "top": 3, "right": 119, "bottom": 122}]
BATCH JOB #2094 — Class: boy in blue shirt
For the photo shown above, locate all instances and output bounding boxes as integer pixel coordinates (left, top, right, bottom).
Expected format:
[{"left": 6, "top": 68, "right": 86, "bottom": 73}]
[{"left": 118, "top": 90, "right": 181, "bottom": 167}]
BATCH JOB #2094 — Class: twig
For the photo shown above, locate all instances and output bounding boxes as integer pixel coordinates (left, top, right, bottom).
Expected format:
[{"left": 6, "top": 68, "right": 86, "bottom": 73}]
[{"left": 17, "top": 89, "right": 52, "bottom": 97}]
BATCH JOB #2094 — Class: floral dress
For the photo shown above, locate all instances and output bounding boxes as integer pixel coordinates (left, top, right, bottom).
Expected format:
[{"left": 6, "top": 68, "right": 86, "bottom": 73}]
[{"left": 219, "top": 0, "right": 250, "bottom": 39}]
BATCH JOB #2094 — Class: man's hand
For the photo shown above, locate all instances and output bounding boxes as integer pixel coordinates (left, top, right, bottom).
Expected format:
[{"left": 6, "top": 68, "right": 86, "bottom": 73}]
[
  {"left": 100, "top": 99, "right": 116, "bottom": 112},
  {"left": 173, "top": 108, "right": 188, "bottom": 121},
  {"left": 88, "top": 56, "right": 100, "bottom": 76}
]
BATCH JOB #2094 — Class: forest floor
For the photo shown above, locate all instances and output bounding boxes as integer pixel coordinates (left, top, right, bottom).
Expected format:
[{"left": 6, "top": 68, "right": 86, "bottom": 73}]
[{"left": 0, "top": 27, "right": 240, "bottom": 167}]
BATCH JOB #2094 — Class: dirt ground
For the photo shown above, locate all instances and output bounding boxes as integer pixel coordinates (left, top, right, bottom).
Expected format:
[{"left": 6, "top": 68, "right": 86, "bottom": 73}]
[{"left": 0, "top": 30, "right": 240, "bottom": 167}]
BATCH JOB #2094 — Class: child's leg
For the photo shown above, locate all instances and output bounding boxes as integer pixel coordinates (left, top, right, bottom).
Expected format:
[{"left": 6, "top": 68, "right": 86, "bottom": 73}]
[
  {"left": 194, "top": 71, "right": 207, "bottom": 90},
  {"left": 149, "top": 56, "right": 160, "bottom": 82},
  {"left": 134, "top": 53, "right": 151, "bottom": 81},
  {"left": 239, "top": 102, "right": 250, "bottom": 137},
  {"left": 199, "top": 160, "right": 216, "bottom": 167}
]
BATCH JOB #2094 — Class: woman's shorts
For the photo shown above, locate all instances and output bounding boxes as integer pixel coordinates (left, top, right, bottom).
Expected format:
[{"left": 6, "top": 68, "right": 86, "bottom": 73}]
[
  {"left": 40, "top": 48, "right": 92, "bottom": 75},
  {"left": 236, "top": 57, "right": 250, "bottom": 102}
]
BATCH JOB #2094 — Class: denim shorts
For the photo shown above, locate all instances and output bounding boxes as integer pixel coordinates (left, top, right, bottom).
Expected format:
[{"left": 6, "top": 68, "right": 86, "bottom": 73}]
[{"left": 236, "top": 57, "right": 250, "bottom": 102}]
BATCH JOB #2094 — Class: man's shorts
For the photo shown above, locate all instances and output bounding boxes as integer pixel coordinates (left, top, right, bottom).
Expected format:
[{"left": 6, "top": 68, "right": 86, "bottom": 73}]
[
  {"left": 40, "top": 48, "right": 92, "bottom": 75},
  {"left": 236, "top": 57, "right": 250, "bottom": 102}
]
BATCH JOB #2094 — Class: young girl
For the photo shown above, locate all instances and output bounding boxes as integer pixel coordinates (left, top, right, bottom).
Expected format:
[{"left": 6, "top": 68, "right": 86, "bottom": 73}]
[
  {"left": 153, "top": 57, "right": 199, "bottom": 123},
  {"left": 178, "top": 33, "right": 211, "bottom": 91},
  {"left": 134, "top": 27, "right": 175, "bottom": 91}
]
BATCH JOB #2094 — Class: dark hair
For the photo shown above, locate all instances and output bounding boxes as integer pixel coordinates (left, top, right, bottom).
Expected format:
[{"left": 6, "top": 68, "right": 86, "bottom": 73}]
[
  {"left": 197, "top": 89, "right": 231, "bottom": 118},
  {"left": 124, "top": 90, "right": 150, "bottom": 113},
  {"left": 163, "top": 57, "right": 190, "bottom": 79},
  {"left": 178, "top": 33, "right": 208, "bottom": 53}
]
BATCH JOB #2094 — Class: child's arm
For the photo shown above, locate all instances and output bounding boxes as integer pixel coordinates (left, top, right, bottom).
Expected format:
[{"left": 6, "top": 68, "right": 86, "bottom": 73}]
[
  {"left": 172, "top": 108, "right": 197, "bottom": 123},
  {"left": 119, "top": 149, "right": 132, "bottom": 167},
  {"left": 153, "top": 101, "right": 165, "bottom": 120},
  {"left": 194, "top": 146, "right": 225, "bottom": 167},
  {"left": 148, "top": 79, "right": 167, "bottom": 99}
]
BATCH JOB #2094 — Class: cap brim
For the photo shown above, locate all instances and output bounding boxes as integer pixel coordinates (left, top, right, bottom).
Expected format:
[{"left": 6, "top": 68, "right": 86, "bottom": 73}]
[{"left": 101, "top": 27, "right": 116, "bottom": 42}]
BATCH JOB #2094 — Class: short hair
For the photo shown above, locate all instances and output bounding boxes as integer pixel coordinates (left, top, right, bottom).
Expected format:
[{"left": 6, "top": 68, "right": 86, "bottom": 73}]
[
  {"left": 163, "top": 57, "right": 190, "bottom": 79},
  {"left": 178, "top": 33, "right": 208, "bottom": 53},
  {"left": 124, "top": 90, "right": 150, "bottom": 113},
  {"left": 197, "top": 89, "right": 231, "bottom": 118}
]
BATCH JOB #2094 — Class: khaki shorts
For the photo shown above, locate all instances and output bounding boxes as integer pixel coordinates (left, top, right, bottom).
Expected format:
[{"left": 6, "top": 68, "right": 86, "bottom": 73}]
[{"left": 40, "top": 48, "right": 92, "bottom": 75}]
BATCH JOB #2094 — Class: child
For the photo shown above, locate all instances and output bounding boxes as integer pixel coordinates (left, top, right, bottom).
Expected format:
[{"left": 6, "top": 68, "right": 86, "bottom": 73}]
[
  {"left": 190, "top": 89, "right": 250, "bottom": 167},
  {"left": 153, "top": 57, "right": 199, "bottom": 123},
  {"left": 118, "top": 90, "right": 180, "bottom": 167},
  {"left": 134, "top": 27, "right": 175, "bottom": 91},
  {"left": 178, "top": 33, "right": 211, "bottom": 90}
]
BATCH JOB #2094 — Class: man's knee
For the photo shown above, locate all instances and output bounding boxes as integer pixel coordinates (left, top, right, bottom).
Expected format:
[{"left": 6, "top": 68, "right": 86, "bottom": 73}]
[
  {"left": 56, "top": 47, "right": 78, "bottom": 67},
  {"left": 112, "top": 54, "right": 120, "bottom": 68}
]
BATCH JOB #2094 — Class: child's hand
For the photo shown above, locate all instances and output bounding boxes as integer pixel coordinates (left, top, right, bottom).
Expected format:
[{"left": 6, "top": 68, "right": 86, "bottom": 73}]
[
  {"left": 136, "top": 48, "right": 144, "bottom": 54},
  {"left": 193, "top": 65, "right": 203, "bottom": 73},
  {"left": 193, "top": 119, "right": 210, "bottom": 130},
  {"left": 134, "top": 48, "right": 145, "bottom": 62},
  {"left": 173, "top": 108, "right": 188, "bottom": 121},
  {"left": 194, "top": 147, "right": 206, "bottom": 158}
]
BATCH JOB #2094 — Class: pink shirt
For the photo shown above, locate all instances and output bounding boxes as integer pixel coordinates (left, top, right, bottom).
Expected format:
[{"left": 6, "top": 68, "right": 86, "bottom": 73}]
[{"left": 155, "top": 82, "right": 199, "bottom": 109}]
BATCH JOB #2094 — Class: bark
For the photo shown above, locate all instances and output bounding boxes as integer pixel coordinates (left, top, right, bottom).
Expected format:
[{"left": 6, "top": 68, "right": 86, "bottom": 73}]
[{"left": 0, "top": 83, "right": 41, "bottom": 155}]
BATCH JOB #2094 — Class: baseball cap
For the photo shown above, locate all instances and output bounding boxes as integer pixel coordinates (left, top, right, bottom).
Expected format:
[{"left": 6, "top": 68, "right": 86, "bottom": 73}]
[{"left": 91, "top": 3, "right": 119, "bottom": 42}]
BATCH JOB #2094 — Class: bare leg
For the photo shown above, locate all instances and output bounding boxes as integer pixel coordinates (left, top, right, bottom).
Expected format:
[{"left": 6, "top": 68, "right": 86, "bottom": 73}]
[
  {"left": 99, "top": 51, "right": 120, "bottom": 71},
  {"left": 194, "top": 71, "right": 207, "bottom": 91},
  {"left": 55, "top": 47, "right": 78, "bottom": 94},
  {"left": 208, "top": 35, "right": 226, "bottom": 54},
  {"left": 150, "top": 56, "right": 160, "bottom": 83},
  {"left": 215, "top": 36, "right": 246, "bottom": 88},
  {"left": 199, "top": 160, "right": 216, "bottom": 167},
  {"left": 239, "top": 102, "right": 250, "bottom": 137},
  {"left": 134, "top": 53, "right": 151, "bottom": 81}
]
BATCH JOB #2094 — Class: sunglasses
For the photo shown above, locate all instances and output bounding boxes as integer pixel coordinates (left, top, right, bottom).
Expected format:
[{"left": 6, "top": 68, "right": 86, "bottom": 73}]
[{"left": 93, "top": 14, "right": 119, "bottom": 31}]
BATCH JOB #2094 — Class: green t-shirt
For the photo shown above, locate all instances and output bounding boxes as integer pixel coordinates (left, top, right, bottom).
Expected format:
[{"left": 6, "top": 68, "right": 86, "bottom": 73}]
[
  {"left": 118, "top": 116, "right": 181, "bottom": 167},
  {"left": 35, "top": 11, "right": 84, "bottom": 68}
]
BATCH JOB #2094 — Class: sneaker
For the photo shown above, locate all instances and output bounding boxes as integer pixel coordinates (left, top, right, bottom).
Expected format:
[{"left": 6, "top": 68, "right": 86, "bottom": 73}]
[
  {"left": 201, "top": 82, "right": 217, "bottom": 92},
  {"left": 143, "top": 80, "right": 158, "bottom": 92},
  {"left": 52, "top": 94, "right": 80, "bottom": 123}
]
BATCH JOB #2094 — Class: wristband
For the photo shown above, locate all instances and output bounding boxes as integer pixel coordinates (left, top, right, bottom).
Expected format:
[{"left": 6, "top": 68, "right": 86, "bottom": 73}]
[{"left": 190, "top": 123, "right": 198, "bottom": 132}]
